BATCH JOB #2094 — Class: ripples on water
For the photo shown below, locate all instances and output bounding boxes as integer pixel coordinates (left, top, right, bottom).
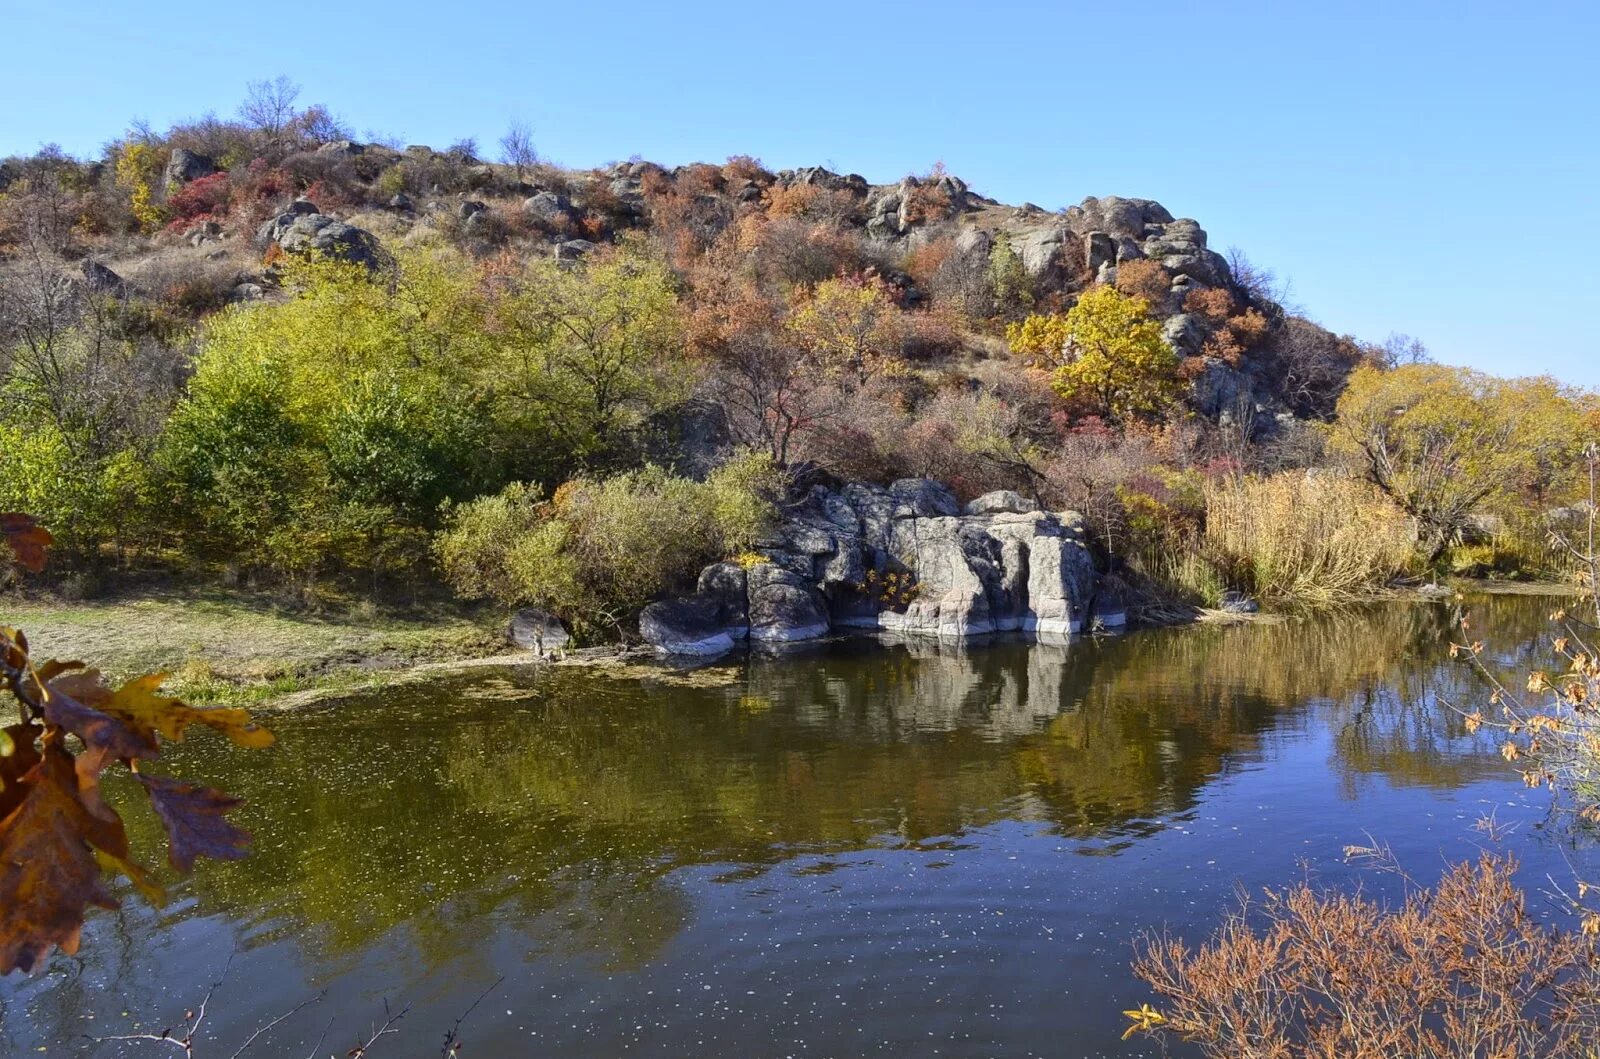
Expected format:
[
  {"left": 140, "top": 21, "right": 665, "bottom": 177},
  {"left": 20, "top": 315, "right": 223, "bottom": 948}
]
[{"left": 2, "top": 593, "right": 1587, "bottom": 1057}]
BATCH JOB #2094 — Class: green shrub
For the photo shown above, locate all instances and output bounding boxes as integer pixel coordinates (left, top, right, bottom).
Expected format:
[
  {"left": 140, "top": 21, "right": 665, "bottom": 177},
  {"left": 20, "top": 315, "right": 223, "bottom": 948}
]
[{"left": 434, "top": 452, "right": 780, "bottom": 637}]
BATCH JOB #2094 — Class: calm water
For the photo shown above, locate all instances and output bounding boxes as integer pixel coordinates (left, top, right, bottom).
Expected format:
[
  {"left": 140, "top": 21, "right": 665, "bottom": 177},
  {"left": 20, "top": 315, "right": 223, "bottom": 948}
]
[{"left": 2, "top": 592, "right": 1590, "bottom": 1057}]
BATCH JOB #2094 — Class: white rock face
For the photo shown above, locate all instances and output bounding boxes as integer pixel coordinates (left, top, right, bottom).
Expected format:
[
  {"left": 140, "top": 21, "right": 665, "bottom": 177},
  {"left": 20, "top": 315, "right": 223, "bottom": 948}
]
[{"left": 640, "top": 479, "right": 1101, "bottom": 656}]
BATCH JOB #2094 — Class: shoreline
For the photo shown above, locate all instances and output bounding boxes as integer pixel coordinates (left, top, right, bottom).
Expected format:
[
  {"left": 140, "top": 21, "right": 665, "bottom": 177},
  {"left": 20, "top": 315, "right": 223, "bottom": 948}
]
[{"left": 4, "top": 579, "right": 1574, "bottom": 711}]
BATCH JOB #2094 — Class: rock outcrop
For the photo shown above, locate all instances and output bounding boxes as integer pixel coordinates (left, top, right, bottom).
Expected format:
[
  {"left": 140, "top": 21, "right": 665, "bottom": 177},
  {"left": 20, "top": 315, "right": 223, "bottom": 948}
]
[
  {"left": 640, "top": 481, "right": 1100, "bottom": 657},
  {"left": 509, "top": 608, "right": 571, "bottom": 658},
  {"left": 256, "top": 199, "right": 385, "bottom": 271},
  {"left": 164, "top": 148, "right": 215, "bottom": 191}
]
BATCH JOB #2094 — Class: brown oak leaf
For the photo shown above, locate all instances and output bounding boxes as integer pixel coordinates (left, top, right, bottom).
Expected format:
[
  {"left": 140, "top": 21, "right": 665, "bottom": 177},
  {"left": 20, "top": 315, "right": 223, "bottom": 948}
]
[
  {"left": 39, "top": 675, "right": 158, "bottom": 762},
  {"left": 0, "top": 723, "right": 42, "bottom": 823},
  {"left": 101, "top": 673, "right": 274, "bottom": 750},
  {"left": 0, "top": 746, "right": 119, "bottom": 974},
  {"left": 0, "top": 514, "right": 52, "bottom": 573},
  {"left": 136, "top": 774, "right": 251, "bottom": 873}
]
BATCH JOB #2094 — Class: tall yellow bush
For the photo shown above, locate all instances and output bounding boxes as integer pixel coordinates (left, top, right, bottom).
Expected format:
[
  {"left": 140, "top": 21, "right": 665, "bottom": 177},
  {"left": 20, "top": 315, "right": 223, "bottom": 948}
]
[
  {"left": 1203, "top": 471, "right": 1412, "bottom": 606},
  {"left": 115, "top": 140, "right": 165, "bottom": 233}
]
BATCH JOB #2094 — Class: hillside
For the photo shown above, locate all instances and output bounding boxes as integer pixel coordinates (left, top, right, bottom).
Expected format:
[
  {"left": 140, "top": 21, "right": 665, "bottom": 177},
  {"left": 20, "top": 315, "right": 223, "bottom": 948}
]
[
  {"left": 2, "top": 129, "right": 1362, "bottom": 432},
  {"left": 5, "top": 99, "right": 1473, "bottom": 625}
]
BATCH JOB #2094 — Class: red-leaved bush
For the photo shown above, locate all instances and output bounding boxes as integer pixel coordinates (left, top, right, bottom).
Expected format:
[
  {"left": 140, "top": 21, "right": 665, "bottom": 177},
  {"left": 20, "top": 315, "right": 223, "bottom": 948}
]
[{"left": 163, "top": 172, "right": 231, "bottom": 229}]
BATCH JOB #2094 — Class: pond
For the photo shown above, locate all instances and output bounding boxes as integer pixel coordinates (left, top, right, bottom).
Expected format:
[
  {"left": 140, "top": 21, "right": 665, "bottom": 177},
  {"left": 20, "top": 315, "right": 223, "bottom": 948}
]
[{"left": 2, "top": 591, "right": 1588, "bottom": 1057}]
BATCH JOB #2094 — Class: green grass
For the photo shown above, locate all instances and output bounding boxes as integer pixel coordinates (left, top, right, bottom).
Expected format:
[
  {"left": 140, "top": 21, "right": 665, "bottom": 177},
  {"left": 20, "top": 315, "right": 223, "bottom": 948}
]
[{"left": 2, "top": 586, "right": 508, "bottom": 707}]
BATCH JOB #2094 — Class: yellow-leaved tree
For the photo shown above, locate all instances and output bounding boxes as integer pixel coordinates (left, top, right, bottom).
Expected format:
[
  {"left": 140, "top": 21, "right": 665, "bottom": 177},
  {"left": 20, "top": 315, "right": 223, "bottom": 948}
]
[
  {"left": 786, "top": 275, "right": 907, "bottom": 389},
  {"left": 1007, "top": 285, "right": 1181, "bottom": 425},
  {"left": 114, "top": 140, "right": 165, "bottom": 233},
  {"left": 1331, "top": 363, "right": 1534, "bottom": 564}
]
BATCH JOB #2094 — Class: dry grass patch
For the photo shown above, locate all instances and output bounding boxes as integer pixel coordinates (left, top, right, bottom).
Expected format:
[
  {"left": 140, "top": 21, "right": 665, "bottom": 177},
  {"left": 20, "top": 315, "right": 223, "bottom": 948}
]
[{"left": 1204, "top": 471, "right": 1414, "bottom": 606}]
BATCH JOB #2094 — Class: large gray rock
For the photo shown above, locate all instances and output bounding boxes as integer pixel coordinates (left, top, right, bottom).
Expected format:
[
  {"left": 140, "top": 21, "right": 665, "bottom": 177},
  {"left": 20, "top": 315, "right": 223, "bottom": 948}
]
[
  {"left": 747, "top": 564, "right": 830, "bottom": 642},
  {"left": 889, "top": 478, "right": 960, "bottom": 519},
  {"left": 1024, "top": 513, "right": 1097, "bottom": 638},
  {"left": 79, "top": 259, "right": 128, "bottom": 296},
  {"left": 164, "top": 148, "right": 215, "bottom": 191},
  {"left": 639, "top": 597, "right": 735, "bottom": 657},
  {"left": 879, "top": 516, "right": 999, "bottom": 638},
  {"left": 875, "top": 509, "right": 1095, "bottom": 640},
  {"left": 646, "top": 479, "right": 1101, "bottom": 652},
  {"left": 696, "top": 562, "right": 749, "bottom": 638},
  {"left": 257, "top": 206, "right": 384, "bottom": 271},
  {"left": 1189, "top": 359, "right": 1249, "bottom": 418},
  {"left": 523, "top": 191, "right": 570, "bottom": 222},
  {"left": 1162, "top": 313, "right": 1206, "bottom": 358},
  {"left": 964, "top": 490, "right": 1038, "bottom": 516},
  {"left": 1014, "top": 224, "right": 1070, "bottom": 278},
  {"left": 509, "top": 608, "right": 571, "bottom": 657},
  {"left": 1085, "top": 231, "right": 1117, "bottom": 273},
  {"left": 556, "top": 239, "right": 597, "bottom": 260}
]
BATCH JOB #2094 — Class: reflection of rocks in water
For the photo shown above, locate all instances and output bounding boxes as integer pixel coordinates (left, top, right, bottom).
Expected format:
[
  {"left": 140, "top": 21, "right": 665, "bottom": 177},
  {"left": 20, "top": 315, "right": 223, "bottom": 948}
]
[
  {"left": 97, "top": 592, "right": 1557, "bottom": 984},
  {"left": 747, "top": 635, "right": 1091, "bottom": 741}
]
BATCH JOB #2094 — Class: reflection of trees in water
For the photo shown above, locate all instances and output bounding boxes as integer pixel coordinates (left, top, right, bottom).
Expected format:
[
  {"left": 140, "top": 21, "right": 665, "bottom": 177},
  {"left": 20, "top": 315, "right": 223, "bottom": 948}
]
[
  {"left": 1321, "top": 593, "right": 1555, "bottom": 795},
  {"left": 80, "top": 595, "right": 1558, "bottom": 983}
]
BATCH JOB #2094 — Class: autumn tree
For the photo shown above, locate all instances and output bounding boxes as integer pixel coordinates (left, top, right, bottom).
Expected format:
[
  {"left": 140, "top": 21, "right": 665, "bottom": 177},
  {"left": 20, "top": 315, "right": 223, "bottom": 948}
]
[
  {"left": 496, "top": 248, "right": 685, "bottom": 465},
  {"left": 987, "top": 234, "right": 1034, "bottom": 318},
  {"left": 113, "top": 139, "right": 165, "bottom": 233},
  {"left": 786, "top": 275, "right": 906, "bottom": 389},
  {"left": 1009, "top": 286, "right": 1181, "bottom": 426},
  {"left": 1331, "top": 363, "right": 1524, "bottom": 564}
]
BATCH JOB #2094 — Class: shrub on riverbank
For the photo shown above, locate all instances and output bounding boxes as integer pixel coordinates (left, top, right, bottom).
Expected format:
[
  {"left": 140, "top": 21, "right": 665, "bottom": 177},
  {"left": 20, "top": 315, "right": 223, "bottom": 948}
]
[
  {"left": 1202, "top": 471, "right": 1413, "bottom": 606},
  {"left": 1129, "top": 853, "right": 1600, "bottom": 1058},
  {"left": 434, "top": 452, "right": 780, "bottom": 638}
]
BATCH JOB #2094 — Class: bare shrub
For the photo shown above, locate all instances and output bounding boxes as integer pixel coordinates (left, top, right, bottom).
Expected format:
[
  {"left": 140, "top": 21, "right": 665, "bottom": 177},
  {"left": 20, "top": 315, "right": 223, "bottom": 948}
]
[
  {"left": 748, "top": 217, "right": 869, "bottom": 288},
  {"left": 1043, "top": 425, "right": 1158, "bottom": 558},
  {"left": 1113, "top": 258, "right": 1173, "bottom": 314},
  {"left": 1265, "top": 315, "right": 1364, "bottom": 418},
  {"left": 764, "top": 183, "right": 860, "bottom": 225},
  {"left": 1131, "top": 853, "right": 1600, "bottom": 1059},
  {"left": 722, "top": 154, "right": 771, "bottom": 185},
  {"left": 499, "top": 120, "right": 537, "bottom": 182}
]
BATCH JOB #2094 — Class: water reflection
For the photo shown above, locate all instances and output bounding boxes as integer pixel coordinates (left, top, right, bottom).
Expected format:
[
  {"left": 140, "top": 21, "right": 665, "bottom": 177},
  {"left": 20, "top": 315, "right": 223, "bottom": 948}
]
[{"left": 0, "top": 592, "right": 1565, "bottom": 1056}]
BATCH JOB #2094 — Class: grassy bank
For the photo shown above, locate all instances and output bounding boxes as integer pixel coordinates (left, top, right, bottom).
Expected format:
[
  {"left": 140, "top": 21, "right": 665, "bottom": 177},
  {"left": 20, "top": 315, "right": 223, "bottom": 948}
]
[{"left": 1, "top": 587, "right": 510, "bottom": 707}]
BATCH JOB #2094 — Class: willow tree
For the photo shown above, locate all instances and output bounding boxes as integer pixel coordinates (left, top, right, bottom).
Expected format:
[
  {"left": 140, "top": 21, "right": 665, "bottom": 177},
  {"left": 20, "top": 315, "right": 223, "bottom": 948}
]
[{"left": 1331, "top": 364, "right": 1535, "bottom": 564}]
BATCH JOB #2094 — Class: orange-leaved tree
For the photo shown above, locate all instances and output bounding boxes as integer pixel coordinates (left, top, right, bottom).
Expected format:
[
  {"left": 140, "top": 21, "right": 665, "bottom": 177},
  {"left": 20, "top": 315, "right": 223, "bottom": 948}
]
[{"left": 0, "top": 514, "right": 272, "bottom": 975}]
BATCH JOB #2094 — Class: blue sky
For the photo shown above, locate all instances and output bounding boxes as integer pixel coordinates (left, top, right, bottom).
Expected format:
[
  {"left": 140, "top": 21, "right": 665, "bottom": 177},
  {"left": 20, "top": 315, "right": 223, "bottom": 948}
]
[{"left": 5, "top": 0, "right": 1596, "bottom": 384}]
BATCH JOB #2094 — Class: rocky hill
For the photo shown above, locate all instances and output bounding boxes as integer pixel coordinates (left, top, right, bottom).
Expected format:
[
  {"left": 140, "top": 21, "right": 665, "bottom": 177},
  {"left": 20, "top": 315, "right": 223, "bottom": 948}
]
[{"left": 6, "top": 134, "right": 1363, "bottom": 430}]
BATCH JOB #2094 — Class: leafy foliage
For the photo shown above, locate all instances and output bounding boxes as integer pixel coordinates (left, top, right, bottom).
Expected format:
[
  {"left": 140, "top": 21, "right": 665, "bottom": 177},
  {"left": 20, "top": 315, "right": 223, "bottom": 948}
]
[
  {"left": 786, "top": 275, "right": 907, "bottom": 388},
  {"left": 113, "top": 140, "right": 165, "bottom": 233},
  {"left": 1329, "top": 363, "right": 1600, "bottom": 566},
  {"left": 435, "top": 452, "right": 780, "bottom": 635},
  {"left": 0, "top": 518, "right": 271, "bottom": 974},
  {"left": 1009, "top": 286, "right": 1182, "bottom": 426}
]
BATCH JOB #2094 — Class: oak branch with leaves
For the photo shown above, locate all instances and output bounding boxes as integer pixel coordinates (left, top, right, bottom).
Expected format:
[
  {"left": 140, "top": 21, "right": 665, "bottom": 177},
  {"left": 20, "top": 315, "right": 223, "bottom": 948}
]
[{"left": 0, "top": 514, "right": 272, "bottom": 975}]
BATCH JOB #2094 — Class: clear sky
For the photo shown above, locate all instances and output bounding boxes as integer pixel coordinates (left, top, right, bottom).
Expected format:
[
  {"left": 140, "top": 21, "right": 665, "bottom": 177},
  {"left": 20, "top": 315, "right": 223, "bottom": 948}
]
[{"left": 5, "top": 0, "right": 1596, "bottom": 385}]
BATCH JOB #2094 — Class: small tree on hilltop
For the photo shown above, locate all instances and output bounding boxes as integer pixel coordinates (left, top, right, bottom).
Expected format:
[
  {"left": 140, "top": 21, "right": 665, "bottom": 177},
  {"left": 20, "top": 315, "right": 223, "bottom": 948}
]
[
  {"left": 238, "top": 75, "right": 300, "bottom": 155},
  {"left": 499, "top": 120, "right": 538, "bottom": 183}
]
